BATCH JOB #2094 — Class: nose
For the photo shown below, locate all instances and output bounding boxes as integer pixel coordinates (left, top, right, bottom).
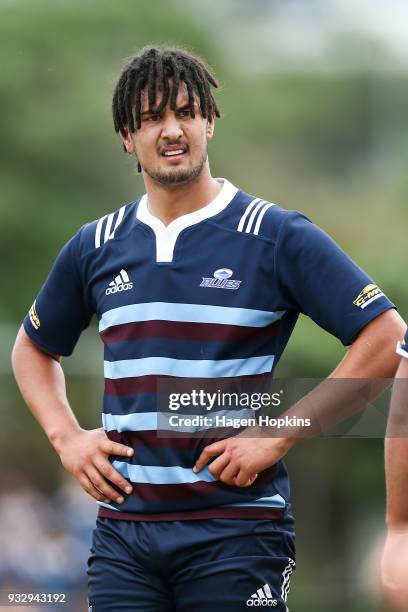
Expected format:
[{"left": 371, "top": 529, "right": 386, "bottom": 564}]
[{"left": 161, "top": 113, "right": 183, "bottom": 140}]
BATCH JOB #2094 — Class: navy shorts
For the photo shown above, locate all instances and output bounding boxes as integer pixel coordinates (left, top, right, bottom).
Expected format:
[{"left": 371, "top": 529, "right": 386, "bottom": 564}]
[{"left": 87, "top": 514, "right": 296, "bottom": 611}]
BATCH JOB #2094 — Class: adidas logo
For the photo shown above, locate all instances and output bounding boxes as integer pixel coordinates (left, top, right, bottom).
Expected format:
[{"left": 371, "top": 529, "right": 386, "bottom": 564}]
[
  {"left": 106, "top": 269, "right": 133, "bottom": 295},
  {"left": 246, "top": 584, "right": 277, "bottom": 607}
]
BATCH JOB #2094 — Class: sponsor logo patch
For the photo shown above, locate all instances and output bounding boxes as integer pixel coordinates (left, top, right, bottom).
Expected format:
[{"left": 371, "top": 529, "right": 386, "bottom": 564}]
[
  {"left": 353, "top": 283, "right": 384, "bottom": 309},
  {"left": 29, "top": 300, "right": 41, "bottom": 329}
]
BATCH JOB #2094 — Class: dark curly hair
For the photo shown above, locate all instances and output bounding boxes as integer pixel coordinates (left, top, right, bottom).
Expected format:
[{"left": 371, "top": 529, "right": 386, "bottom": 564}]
[{"left": 112, "top": 45, "right": 221, "bottom": 138}]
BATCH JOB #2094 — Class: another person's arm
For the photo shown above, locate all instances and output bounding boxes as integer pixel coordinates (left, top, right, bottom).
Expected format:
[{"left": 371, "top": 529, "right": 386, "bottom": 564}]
[
  {"left": 381, "top": 333, "right": 408, "bottom": 611},
  {"left": 385, "top": 338, "right": 408, "bottom": 527}
]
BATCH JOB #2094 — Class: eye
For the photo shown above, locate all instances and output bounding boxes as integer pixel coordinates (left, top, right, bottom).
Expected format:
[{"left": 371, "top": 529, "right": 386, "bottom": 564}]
[
  {"left": 177, "top": 109, "right": 192, "bottom": 118},
  {"left": 145, "top": 114, "right": 160, "bottom": 122}
]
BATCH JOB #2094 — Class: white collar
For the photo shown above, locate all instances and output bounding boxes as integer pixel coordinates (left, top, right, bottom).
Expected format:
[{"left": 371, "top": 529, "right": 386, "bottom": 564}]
[{"left": 136, "top": 178, "right": 238, "bottom": 262}]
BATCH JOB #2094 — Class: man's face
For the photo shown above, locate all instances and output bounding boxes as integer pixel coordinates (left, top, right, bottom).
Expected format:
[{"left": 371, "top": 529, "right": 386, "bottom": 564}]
[{"left": 123, "top": 82, "right": 215, "bottom": 187}]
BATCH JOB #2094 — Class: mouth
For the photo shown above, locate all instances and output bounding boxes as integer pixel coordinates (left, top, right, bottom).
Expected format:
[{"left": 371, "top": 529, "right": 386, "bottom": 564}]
[{"left": 160, "top": 144, "right": 188, "bottom": 162}]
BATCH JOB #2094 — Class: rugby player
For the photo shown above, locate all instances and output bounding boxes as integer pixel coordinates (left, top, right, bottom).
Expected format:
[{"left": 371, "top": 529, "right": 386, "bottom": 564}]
[
  {"left": 382, "top": 329, "right": 408, "bottom": 611},
  {"left": 12, "top": 45, "right": 405, "bottom": 611}
]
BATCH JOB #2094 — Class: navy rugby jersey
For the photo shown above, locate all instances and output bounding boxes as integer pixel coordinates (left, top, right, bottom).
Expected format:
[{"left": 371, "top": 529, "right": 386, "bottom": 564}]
[
  {"left": 23, "top": 178, "right": 394, "bottom": 521},
  {"left": 397, "top": 329, "right": 408, "bottom": 359}
]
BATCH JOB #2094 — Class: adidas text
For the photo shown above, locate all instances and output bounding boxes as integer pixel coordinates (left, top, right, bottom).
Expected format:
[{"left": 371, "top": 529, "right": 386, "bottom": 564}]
[
  {"left": 246, "top": 600, "right": 277, "bottom": 607},
  {"left": 106, "top": 282, "right": 133, "bottom": 295}
]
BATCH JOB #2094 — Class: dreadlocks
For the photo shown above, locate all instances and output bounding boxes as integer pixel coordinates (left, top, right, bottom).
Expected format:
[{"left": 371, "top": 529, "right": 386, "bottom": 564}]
[{"left": 112, "top": 45, "right": 221, "bottom": 138}]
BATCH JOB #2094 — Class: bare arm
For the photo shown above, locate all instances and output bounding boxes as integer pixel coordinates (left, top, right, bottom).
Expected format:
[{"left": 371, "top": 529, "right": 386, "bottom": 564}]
[
  {"left": 385, "top": 355, "right": 408, "bottom": 527},
  {"left": 193, "top": 309, "right": 406, "bottom": 485},
  {"left": 12, "top": 325, "right": 134, "bottom": 503},
  {"left": 381, "top": 352, "right": 408, "bottom": 609},
  {"left": 330, "top": 309, "right": 405, "bottom": 379}
]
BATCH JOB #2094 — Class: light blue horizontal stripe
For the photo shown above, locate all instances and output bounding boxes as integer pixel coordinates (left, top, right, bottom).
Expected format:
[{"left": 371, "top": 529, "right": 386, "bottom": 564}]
[
  {"left": 96, "top": 501, "right": 120, "bottom": 512},
  {"left": 104, "top": 355, "right": 274, "bottom": 379},
  {"left": 103, "top": 412, "right": 158, "bottom": 432},
  {"left": 112, "top": 461, "right": 216, "bottom": 484},
  {"left": 222, "top": 494, "right": 286, "bottom": 509},
  {"left": 103, "top": 409, "right": 256, "bottom": 433},
  {"left": 99, "top": 302, "right": 285, "bottom": 332}
]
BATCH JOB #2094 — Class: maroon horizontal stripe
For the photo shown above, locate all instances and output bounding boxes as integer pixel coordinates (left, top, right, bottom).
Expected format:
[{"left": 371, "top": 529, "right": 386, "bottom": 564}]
[
  {"left": 106, "top": 428, "right": 275, "bottom": 460},
  {"left": 107, "top": 428, "right": 264, "bottom": 450},
  {"left": 105, "top": 372, "right": 270, "bottom": 396},
  {"left": 101, "top": 319, "right": 280, "bottom": 344},
  {"left": 98, "top": 506, "right": 284, "bottom": 521},
  {"left": 127, "top": 471, "right": 276, "bottom": 501},
  {"left": 108, "top": 429, "right": 209, "bottom": 450},
  {"left": 105, "top": 375, "right": 170, "bottom": 395},
  {"left": 130, "top": 481, "right": 232, "bottom": 502}
]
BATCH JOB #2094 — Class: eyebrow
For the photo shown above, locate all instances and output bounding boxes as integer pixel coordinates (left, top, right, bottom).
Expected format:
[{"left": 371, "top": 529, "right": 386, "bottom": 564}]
[{"left": 140, "top": 103, "right": 195, "bottom": 117}]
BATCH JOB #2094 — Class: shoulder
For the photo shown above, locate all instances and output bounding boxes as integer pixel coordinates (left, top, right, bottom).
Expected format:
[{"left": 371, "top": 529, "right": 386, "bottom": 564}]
[
  {"left": 73, "top": 200, "right": 139, "bottom": 258},
  {"left": 223, "top": 187, "right": 309, "bottom": 242}
]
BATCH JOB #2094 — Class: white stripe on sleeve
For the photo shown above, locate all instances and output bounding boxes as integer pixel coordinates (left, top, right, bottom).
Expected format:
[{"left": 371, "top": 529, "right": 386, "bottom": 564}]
[
  {"left": 95, "top": 215, "right": 107, "bottom": 249},
  {"left": 111, "top": 205, "right": 126, "bottom": 238},
  {"left": 253, "top": 202, "right": 276, "bottom": 235},
  {"left": 237, "top": 198, "right": 261, "bottom": 232},
  {"left": 104, "top": 213, "right": 115, "bottom": 244},
  {"left": 245, "top": 200, "right": 267, "bottom": 233}
]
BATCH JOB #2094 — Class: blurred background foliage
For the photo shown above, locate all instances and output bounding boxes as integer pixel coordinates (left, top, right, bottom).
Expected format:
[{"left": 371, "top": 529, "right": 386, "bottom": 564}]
[{"left": 1, "top": 0, "right": 407, "bottom": 610}]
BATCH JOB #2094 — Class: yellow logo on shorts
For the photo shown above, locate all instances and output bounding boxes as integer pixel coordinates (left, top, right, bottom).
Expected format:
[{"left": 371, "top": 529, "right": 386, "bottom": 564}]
[
  {"left": 29, "top": 300, "right": 41, "bottom": 329},
  {"left": 353, "top": 284, "right": 384, "bottom": 309}
]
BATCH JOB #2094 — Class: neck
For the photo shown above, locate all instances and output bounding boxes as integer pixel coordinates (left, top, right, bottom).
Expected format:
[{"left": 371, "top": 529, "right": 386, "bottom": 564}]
[{"left": 142, "top": 163, "right": 222, "bottom": 226}]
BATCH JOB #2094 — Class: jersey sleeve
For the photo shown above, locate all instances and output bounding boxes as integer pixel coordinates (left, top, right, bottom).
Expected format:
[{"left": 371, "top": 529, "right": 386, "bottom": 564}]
[
  {"left": 396, "top": 329, "right": 408, "bottom": 359},
  {"left": 23, "top": 228, "right": 94, "bottom": 356},
  {"left": 275, "top": 212, "right": 395, "bottom": 346}
]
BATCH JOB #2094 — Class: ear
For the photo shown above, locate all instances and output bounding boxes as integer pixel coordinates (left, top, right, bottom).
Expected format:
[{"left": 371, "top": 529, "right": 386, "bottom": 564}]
[
  {"left": 206, "top": 118, "right": 215, "bottom": 140},
  {"left": 122, "top": 128, "right": 136, "bottom": 154}
]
